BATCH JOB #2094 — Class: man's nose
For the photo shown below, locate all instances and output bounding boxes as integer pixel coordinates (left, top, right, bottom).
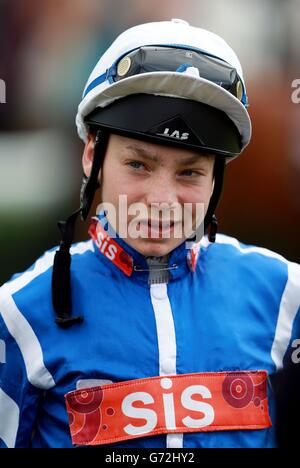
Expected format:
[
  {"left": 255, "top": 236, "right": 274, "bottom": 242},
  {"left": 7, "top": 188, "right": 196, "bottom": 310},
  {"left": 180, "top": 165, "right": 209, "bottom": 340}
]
[{"left": 145, "top": 172, "right": 178, "bottom": 207}]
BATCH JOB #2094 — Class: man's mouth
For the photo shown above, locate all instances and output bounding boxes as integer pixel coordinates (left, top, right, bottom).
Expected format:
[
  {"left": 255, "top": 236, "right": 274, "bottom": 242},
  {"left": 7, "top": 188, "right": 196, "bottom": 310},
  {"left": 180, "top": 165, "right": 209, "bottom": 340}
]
[{"left": 138, "top": 219, "right": 181, "bottom": 239}]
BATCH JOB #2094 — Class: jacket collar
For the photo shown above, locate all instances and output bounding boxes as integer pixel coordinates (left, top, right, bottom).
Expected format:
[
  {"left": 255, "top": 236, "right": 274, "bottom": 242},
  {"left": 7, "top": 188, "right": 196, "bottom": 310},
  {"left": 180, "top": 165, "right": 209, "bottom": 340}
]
[{"left": 89, "top": 213, "right": 205, "bottom": 284}]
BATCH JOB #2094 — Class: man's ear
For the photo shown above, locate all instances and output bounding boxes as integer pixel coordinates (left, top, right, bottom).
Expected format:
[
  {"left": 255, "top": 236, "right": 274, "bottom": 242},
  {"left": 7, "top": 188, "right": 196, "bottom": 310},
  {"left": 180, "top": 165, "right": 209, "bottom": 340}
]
[{"left": 82, "top": 134, "right": 96, "bottom": 178}]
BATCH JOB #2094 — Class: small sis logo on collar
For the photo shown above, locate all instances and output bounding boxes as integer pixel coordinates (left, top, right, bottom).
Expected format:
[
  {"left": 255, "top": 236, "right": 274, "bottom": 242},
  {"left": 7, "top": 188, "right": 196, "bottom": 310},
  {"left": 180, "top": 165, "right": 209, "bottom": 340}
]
[{"left": 89, "top": 218, "right": 133, "bottom": 276}]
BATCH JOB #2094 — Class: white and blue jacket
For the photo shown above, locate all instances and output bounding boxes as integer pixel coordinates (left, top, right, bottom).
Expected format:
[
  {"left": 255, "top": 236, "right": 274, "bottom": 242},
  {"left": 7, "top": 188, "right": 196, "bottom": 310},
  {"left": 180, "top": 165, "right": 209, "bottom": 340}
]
[{"left": 0, "top": 226, "right": 300, "bottom": 448}]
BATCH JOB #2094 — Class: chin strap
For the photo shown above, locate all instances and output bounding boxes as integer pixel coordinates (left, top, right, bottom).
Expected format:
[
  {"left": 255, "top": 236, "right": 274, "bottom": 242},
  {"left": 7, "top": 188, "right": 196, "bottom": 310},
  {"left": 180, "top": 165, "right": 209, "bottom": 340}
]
[
  {"left": 52, "top": 209, "right": 83, "bottom": 328},
  {"left": 208, "top": 215, "right": 218, "bottom": 243},
  {"left": 52, "top": 130, "right": 109, "bottom": 328},
  {"left": 205, "top": 157, "right": 226, "bottom": 244}
]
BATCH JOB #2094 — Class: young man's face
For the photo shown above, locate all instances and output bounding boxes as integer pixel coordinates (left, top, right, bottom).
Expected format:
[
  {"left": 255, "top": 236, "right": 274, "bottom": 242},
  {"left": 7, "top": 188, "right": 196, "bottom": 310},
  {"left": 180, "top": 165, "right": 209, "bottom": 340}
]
[{"left": 83, "top": 133, "right": 215, "bottom": 257}]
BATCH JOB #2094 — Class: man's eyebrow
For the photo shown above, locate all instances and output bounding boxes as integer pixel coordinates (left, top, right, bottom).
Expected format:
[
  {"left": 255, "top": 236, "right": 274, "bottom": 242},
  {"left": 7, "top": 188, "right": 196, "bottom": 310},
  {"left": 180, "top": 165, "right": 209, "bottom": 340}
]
[
  {"left": 125, "top": 144, "right": 212, "bottom": 165},
  {"left": 125, "top": 145, "right": 159, "bottom": 162},
  {"left": 176, "top": 154, "right": 210, "bottom": 165}
]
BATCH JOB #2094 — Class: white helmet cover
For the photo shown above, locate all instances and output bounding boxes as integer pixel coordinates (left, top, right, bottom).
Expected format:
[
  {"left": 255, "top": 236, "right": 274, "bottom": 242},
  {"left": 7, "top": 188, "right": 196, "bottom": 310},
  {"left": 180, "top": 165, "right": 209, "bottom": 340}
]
[{"left": 76, "top": 19, "right": 252, "bottom": 156}]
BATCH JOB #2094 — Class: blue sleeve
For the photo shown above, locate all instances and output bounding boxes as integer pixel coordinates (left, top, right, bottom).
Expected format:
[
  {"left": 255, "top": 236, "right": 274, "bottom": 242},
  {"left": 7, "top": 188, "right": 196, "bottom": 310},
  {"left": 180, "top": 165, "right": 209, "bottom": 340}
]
[{"left": 0, "top": 307, "right": 40, "bottom": 448}]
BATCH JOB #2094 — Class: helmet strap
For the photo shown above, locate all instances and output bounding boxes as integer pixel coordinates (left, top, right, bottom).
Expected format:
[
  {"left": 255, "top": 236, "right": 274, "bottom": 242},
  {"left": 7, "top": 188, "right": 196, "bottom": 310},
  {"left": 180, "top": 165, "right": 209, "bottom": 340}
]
[
  {"left": 205, "top": 157, "right": 226, "bottom": 243},
  {"left": 208, "top": 215, "right": 218, "bottom": 243},
  {"left": 80, "top": 130, "right": 109, "bottom": 220},
  {"left": 52, "top": 129, "right": 109, "bottom": 328}
]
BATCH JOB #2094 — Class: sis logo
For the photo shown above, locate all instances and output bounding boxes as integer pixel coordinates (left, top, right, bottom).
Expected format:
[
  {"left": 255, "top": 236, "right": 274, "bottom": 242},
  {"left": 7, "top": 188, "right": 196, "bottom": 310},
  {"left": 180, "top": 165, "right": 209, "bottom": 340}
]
[
  {"left": 89, "top": 218, "right": 133, "bottom": 276},
  {"left": 66, "top": 371, "right": 271, "bottom": 446}
]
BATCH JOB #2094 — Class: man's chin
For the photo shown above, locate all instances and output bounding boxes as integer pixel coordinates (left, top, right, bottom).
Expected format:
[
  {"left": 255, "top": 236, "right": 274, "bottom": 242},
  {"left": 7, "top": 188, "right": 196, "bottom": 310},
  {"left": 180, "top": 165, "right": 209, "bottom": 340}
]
[{"left": 126, "top": 237, "right": 184, "bottom": 258}]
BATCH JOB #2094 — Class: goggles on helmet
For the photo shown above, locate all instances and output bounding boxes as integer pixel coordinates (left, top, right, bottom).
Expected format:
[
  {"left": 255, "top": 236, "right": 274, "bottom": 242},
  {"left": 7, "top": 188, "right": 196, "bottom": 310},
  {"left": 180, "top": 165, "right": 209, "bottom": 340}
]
[{"left": 106, "top": 46, "right": 246, "bottom": 104}]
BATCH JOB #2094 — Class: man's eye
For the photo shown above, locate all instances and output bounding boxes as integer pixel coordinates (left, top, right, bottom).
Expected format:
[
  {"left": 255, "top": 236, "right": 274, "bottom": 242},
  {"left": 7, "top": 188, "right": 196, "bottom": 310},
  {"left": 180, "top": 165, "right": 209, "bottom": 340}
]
[
  {"left": 128, "top": 161, "right": 146, "bottom": 170},
  {"left": 180, "top": 170, "right": 199, "bottom": 177}
]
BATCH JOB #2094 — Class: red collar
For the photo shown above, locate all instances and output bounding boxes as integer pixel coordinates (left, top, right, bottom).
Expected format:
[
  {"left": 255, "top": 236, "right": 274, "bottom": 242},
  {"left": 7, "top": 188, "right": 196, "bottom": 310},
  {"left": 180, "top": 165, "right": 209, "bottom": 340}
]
[
  {"left": 89, "top": 217, "right": 202, "bottom": 276},
  {"left": 89, "top": 218, "right": 134, "bottom": 277}
]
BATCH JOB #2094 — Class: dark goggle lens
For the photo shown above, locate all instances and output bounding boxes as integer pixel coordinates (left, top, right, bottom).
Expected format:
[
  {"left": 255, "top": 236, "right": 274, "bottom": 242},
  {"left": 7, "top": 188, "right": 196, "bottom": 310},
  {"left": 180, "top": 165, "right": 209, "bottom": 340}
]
[{"left": 113, "top": 46, "right": 244, "bottom": 102}]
